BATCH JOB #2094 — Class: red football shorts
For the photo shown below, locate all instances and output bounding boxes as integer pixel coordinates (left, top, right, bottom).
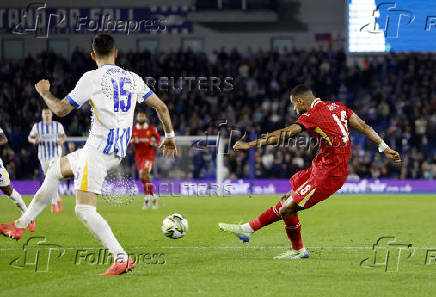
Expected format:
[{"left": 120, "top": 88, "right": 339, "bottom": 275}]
[
  {"left": 135, "top": 156, "right": 155, "bottom": 173},
  {"left": 289, "top": 166, "right": 346, "bottom": 209}
]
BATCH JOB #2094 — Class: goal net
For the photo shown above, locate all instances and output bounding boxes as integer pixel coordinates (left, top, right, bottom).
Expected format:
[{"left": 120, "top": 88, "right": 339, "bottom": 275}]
[{"left": 62, "top": 135, "right": 225, "bottom": 200}]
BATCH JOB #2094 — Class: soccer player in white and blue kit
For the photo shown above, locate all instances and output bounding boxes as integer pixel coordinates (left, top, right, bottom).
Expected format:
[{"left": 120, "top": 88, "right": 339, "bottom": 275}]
[
  {"left": 28, "top": 108, "right": 66, "bottom": 212},
  {"left": 0, "top": 34, "right": 177, "bottom": 275},
  {"left": 0, "top": 127, "right": 36, "bottom": 232}
]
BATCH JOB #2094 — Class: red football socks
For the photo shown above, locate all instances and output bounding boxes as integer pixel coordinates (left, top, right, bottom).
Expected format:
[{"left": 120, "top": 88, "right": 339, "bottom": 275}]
[
  {"left": 283, "top": 214, "right": 304, "bottom": 250},
  {"left": 249, "top": 201, "right": 282, "bottom": 231},
  {"left": 142, "top": 179, "right": 154, "bottom": 195},
  {"left": 248, "top": 200, "right": 304, "bottom": 250}
]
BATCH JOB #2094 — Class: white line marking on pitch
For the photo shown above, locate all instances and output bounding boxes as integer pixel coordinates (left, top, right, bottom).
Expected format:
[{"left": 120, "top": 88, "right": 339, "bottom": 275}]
[{"left": 0, "top": 245, "right": 434, "bottom": 251}]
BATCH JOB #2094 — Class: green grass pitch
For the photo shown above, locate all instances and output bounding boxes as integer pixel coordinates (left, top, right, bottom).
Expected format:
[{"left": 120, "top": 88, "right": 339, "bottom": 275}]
[{"left": 1, "top": 194, "right": 436, "bottom": 297}]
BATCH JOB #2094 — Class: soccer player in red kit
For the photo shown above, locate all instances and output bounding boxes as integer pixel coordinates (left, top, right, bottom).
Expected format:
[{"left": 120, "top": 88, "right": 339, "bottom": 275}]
[
  {"left": 132, "top": 111, "right": 161, "bottom": 209},
  {"left": 219, "top": 85, "right": 401, "bottom": 259}
]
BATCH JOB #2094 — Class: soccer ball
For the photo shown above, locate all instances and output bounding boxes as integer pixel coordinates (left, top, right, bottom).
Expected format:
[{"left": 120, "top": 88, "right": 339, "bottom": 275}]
[{"left": 161, "top": 213, "right": 189, "bottom": 239}]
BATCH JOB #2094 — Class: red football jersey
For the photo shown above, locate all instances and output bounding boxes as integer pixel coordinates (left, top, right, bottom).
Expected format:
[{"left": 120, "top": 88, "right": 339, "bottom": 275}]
[
  {"left": 296, "top": 98, "right": 354, "bottom": 176},
  {"left": 131, "top": 123, "right": 161, "bottom": 160}
]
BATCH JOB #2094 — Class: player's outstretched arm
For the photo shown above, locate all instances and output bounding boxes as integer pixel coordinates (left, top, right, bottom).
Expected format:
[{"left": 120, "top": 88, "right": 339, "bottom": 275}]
[
  {"left": 233, "top": 124, "right": 303, "bottom": 152},
  {"left": 34, "top": 79, "right": 74, "bottom": 117},
  {"left": 349, "top": 113, "right": 401, "bottom": 163},
  {"left": 0, "top": 134, "right": 8, "bottom": 146},
  {"left": 144, "top": 93, "right": 177, "bottom": 158}
]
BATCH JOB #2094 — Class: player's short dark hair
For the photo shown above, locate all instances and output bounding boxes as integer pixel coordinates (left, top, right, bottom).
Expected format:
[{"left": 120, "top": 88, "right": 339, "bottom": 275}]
[
  {"left": 92, "top": 34, "right": 115, "bottom": 57},
  {"left": 290, "top": 84, "right": 313, "bottom": 98}
]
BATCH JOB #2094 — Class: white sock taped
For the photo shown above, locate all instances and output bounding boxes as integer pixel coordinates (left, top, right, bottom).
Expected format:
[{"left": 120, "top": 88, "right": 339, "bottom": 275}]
[
  {"left": 75, "top": 204, "right": 128, "bottom": 262},
  {"left": 8, "top": 189, "right": 27, "bottom": 213},
  {"left": 15, "top": 159, "right": 63, "bottom": 228}
]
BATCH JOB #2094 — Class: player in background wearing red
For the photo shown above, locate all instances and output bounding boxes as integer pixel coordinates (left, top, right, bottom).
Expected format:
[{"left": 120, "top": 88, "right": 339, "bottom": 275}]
[
  {"left": 132, "top": 111, "right": 161, "bottom": 209},
  {"left": 219, "top": 85, "right": 401, "bottom": 259}
]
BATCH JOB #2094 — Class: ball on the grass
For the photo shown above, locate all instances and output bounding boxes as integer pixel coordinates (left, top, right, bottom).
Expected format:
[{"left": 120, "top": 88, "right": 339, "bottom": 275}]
[{"left": 161, "top": 213, "right": 189, "bottom": 239}]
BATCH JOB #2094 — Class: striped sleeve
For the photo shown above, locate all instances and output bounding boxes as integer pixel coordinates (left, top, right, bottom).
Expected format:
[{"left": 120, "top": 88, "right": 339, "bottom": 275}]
[
  {"left": 135, "top": 73, "right": 154, "bottom": 103},
  {"left": 66, "top": 71, "right": 93, "bottom": 108}
]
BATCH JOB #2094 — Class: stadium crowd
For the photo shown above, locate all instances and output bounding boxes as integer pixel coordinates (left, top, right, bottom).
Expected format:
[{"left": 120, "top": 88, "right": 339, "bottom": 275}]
[{"left": 0, "top": 48, "right": 435, "bottom": 180}]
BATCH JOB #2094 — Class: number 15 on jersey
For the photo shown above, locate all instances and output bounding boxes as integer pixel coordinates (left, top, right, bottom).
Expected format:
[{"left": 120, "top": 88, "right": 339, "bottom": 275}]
[{"left": 111, "top": 77, "right": 132, "bottom": 112}]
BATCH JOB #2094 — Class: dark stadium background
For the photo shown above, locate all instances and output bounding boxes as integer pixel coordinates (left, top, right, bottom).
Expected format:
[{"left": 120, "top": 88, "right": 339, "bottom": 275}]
[
  {"left": 0, "top": 0, "right": 434, "bottom": 183},
  {"left": 2, "top": 1, "right": 436, "bottom": 296}
]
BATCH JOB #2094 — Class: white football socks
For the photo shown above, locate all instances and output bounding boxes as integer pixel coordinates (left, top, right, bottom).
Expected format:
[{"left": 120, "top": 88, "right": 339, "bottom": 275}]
[
  {"left": 241, "top": 223, "right": 254, "bottom": 233},
  {"left": 152, "top": 194, "right": 159, "bottom": 208},
  {"left": 75, "top": 204, "right": 128, "bottom": 262},
  {"left": 51, "top": 193, "right": 60, "bottom": 205},
  {"left": 8, "top": 189, "right": 27, "bottom": 213},
  {"left": 15, "top": 158, "right": 63, "bottom": 228}
]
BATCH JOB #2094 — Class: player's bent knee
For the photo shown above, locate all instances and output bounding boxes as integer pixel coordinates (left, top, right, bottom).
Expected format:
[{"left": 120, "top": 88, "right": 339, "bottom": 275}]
[
  {"left": 0, "top": 185, "right": 12, "bottom": 196},
  {"left": 76, "top": 190, "right": 98, "bottom": 206},
  {"left": 280, "top": 190, "right": 292, "bottom": 204},
  {"left": 46, "top": 158, "right": 64, "bottom": 181},
  {"left": 75, "top": 205, "right": 84, "bottom": 220},
  {"left": 60, "top": 156, "right": 74, "bottom": 178},
  {"left": 279, "top": 199, "right": 299, "bottom": 218},
  {"left": 75, "top": 204, "right": 95, "bottom": 221}
]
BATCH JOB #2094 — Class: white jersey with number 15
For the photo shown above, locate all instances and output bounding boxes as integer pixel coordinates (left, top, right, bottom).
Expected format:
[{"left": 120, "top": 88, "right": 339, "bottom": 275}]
[{"left": 66, "top": 64, "right": 153, "bottom": 158}]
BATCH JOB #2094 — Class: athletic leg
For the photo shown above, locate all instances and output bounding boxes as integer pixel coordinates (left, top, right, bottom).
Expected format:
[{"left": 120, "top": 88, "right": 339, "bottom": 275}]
[
  {"left": 0, "top": 165, "right": 27, "bottom": 213},
  {"left": 275, "top": 173, "right": 347, "bottom": 259},
  {"left": 140, "top": 160, "right": 156, "bottom": 210},
  {"left": 0, "top": 163, "right": 36, "bottom": 233},
  {"left": 0, "top": 157, "right": 71, "bottom": 239},
  {"left": 146, "top": 161, "right": 159, "bottom": 209},
  {"left": 15, "top": 157, "right": 72, "bottom": 228},
  {"left": 41, "top": 159, "right": 62, "bottom": 213},
  {"left": 273, "top": 197, "right": 309, "bottom": 259},
  {"left": 1, "top": 185, "right": 27, "bottom": 214},
  {"left": 75, "top": 191, "right": 128, "bottom": 263},
  {"left": 218, "top": 191, "right": 291, "bottom": 242},
  {"left": 246, "top": 191, "right": 292, "bottom": 231},
  {"left": 283, "top": 215, "right": 304, "bottom": 251},
  {"left": 218, "top": 168, "right": 311, "bottom": 248},
  {"left": 73, "top": 146, "right": 134, "bottom": 275}
]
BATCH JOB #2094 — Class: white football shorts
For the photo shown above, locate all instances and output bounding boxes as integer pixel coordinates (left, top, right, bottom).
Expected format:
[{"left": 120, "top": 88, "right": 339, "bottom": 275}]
[
  {"left": 0, "top": 158, "right": 10, "bottom": 187},
  {"left": 67, "top": 144, "right": 121, "bottom": 195}
]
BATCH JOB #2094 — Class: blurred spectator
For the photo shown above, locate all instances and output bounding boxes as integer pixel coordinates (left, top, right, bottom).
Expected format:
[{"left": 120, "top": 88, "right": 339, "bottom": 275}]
[{"left": 0, "top": 49, "right": 435, "bottom": 180}]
